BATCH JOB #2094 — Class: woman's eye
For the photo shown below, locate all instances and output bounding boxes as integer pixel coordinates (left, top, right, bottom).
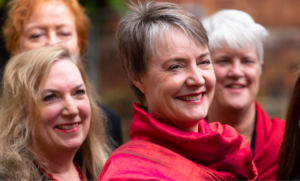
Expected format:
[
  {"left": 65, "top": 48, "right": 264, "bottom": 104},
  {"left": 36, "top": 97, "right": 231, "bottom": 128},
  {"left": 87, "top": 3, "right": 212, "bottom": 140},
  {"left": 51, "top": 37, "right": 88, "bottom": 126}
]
[
  {"left": 43, "top": 94, "right": 57, "bottom": 102},
  {"left": 169, "top": 64, "right": 181, "bottom": 70},
  {"left": 60, "top": 32, "right": 71, "bottom": 37},
  {"left": 198, "top": 60, "right": 211, "bottom": 69},
  {"left": 75, "top": 89, "right": 85, "bottom": 96},
  {"left": 243, "top": 59, "right": 254, "bottom": 64},
  {"left": 29, "top": 34, "right": 41, "bottom": 39}
]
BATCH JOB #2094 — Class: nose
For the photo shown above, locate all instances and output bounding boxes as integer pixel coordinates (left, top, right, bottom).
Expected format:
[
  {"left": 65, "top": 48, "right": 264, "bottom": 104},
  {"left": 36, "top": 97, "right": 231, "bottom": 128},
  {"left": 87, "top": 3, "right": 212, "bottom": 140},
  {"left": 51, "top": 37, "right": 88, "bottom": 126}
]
[
  {"left": 186, "top": 65, "right": 205, "bottom": 87},
  {"left": 61, "top": 96, "right": 79, "bottom": 117},
  {"left": 46, "top": 32, "right": 63, "bottom": 47},
  {"left": 228, "top": 60, "right": 244, "bottom": 78}
]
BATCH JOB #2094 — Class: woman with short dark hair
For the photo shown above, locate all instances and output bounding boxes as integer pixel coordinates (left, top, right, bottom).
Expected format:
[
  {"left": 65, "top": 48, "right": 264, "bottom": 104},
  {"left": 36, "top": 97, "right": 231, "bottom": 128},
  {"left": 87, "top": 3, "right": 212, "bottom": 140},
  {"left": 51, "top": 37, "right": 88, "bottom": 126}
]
[{"left": 98, "top": 1, "right": 258, "bottom": 180}]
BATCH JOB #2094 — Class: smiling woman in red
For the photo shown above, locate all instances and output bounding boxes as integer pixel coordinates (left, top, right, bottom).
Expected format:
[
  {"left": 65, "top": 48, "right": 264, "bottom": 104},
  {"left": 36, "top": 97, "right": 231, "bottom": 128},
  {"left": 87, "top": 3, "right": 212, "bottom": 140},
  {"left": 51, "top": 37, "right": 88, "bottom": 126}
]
[
  {"left": 202, "top": 10, "right": 285, "bottom": 180},
  {"left": 98, "top": 1, "right": 257, "bottom": 180},
  {"left": 0, "top": 46, "right": 110, "bottom": 180}
]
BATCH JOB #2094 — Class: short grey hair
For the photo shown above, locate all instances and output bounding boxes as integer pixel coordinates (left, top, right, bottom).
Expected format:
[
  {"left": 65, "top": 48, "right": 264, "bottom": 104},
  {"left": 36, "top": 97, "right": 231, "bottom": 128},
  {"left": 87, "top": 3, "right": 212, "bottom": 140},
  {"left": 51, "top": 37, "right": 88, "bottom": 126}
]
[
  {"left": 116, "top": 1, "right": 208, "bottom": 106},
  {"left": 202, "top": 9, "right": 268, "bottom": 74}
]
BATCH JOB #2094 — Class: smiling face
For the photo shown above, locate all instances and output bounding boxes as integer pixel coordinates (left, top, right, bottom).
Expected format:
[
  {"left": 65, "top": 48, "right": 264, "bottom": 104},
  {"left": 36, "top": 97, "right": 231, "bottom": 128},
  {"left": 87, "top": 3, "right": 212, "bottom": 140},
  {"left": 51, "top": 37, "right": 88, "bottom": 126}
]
[
  {"left": 133, "top": 28, "right": 215, "bottom": 132},
  {"left": 211, "top": 45, "right": 262, "bottom": 111},
  {"left": 18, "top": 0, "right": 79, "bottom": 54},
  {"left": 35, "top": 59, "right": 90, "bottom": 154}
]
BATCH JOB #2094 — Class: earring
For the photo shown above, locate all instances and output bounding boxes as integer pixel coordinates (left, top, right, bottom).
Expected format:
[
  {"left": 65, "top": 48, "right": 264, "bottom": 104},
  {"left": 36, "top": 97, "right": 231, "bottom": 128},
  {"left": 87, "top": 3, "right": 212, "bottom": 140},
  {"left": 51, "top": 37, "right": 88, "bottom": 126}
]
[{"left": 141, "top": 90, "right": 144, "bottom": 93}]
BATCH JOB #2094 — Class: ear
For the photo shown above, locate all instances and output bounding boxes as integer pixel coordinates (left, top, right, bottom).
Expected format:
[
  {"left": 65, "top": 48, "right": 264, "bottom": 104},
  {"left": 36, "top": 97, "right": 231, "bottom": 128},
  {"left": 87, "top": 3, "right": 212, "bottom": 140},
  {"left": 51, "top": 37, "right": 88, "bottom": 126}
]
[
  {"left": 131, "top": 76, "right": 145, "bottom": 93},
  {"left": 260, "top": 60, "right": 264, "bottom": 66}
]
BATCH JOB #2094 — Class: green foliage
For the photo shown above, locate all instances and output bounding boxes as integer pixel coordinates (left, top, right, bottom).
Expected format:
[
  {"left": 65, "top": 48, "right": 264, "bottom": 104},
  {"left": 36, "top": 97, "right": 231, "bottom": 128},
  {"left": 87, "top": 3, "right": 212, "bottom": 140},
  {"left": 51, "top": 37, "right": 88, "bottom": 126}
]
[
  {"left": 80, "top": 1, "right": 97, "bottom": 15},
  {"left": 107, "top": 0, "right": 128, "bottom": 16},
  {"left": 0, "top": 0, "right": 6, "bottom": 8}
]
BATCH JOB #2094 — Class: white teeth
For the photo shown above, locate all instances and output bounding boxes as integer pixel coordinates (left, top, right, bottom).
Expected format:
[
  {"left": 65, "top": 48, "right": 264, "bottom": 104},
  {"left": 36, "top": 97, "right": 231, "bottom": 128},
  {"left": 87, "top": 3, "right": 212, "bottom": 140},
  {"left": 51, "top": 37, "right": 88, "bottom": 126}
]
[
  {"left": 178, "top": 94, "right": 203, "bottom": 101},
  {"left": 57, "top": 123, "right": 79, "bottom": 130},
  {"left": 229, "top": 85, "right": 243, "bottom": 89}
]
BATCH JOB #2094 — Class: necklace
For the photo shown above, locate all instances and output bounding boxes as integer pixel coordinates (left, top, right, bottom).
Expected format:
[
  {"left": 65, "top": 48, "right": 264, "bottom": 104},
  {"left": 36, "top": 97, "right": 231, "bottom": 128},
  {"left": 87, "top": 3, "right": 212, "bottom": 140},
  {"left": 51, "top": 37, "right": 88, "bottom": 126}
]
[{"left": 39, "top": 161, "right": 83, "bottom": 181}]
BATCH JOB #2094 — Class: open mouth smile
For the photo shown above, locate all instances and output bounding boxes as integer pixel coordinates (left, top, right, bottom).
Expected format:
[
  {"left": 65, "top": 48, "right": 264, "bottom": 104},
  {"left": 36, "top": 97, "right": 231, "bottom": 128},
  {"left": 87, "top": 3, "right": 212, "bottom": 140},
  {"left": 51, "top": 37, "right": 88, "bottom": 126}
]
[
  {"left": 56, "top": 123, "right": 80, "bottom": 130},
  {"left": 226, "top": 84, "right": 245, "bottom": 89},
  {"left": 176, "top": 92, "right": 204, "bottom": 102}
]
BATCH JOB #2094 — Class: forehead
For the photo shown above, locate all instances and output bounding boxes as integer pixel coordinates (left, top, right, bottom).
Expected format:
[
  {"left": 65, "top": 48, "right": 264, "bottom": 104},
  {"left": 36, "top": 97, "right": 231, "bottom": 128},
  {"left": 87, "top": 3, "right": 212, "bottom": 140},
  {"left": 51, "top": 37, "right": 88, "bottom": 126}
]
[
  {"left": 24, "top": 0, "right": 75, "bottom": 27},
  {"left": 211, "top": 42, "right": 257, "bottom": 57},
  {"left": 44, "top": 59, "right": 82, "bottom": 87},
  {"left": 151, "top": 27, "right": 203, "bottom": 58}
]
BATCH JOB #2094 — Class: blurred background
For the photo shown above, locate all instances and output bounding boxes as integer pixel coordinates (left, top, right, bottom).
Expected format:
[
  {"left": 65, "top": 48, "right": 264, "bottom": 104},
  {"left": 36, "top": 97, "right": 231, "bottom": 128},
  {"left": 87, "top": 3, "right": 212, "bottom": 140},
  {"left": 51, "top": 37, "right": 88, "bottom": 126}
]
[{"left": 0, "top": 0, "right": 299, "bottom": 142}]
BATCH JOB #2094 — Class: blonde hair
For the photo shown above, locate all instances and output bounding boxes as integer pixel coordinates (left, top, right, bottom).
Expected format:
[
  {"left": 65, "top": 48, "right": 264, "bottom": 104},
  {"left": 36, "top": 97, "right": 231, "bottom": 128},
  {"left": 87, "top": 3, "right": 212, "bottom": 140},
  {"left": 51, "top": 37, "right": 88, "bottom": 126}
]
[
  {"left": 2, "top": 0, "right": 90, "bottom": 55},
  {"left": 0, "top": 46, "right": 110, "bottom": 180}
]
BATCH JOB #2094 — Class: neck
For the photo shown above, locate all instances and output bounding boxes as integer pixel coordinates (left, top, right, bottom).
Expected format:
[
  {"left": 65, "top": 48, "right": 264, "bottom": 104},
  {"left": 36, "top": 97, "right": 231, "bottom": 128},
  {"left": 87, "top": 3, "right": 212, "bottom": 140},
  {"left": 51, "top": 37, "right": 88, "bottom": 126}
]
[
  {"left": 208, "top": 102, "right": 256, "bottom": 143},
  {"left": 34, "top": 146, "right": 81, "bottom": 180}
]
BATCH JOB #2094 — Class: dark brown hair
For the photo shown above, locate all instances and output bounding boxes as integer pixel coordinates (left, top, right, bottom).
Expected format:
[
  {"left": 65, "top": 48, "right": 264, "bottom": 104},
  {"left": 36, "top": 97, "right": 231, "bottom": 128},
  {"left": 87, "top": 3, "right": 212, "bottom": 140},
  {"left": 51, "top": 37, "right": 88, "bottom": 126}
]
[
  {"left": 277, "top": 74, "right": 300, "bottom": 180},
  {"left": 116, "top": 0, "right": 208, "bottom": 106}
]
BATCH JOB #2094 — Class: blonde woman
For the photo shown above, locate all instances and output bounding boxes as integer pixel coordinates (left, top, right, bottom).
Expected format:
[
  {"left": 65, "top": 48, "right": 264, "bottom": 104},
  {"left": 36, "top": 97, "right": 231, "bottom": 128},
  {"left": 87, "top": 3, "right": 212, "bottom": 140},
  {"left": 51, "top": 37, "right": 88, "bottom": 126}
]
[
  {"left": 0, "top": 46, "right": 111, "bottom": 180},
  {"left": 2, "top": 0, "right": 123, "bottom": 148}
]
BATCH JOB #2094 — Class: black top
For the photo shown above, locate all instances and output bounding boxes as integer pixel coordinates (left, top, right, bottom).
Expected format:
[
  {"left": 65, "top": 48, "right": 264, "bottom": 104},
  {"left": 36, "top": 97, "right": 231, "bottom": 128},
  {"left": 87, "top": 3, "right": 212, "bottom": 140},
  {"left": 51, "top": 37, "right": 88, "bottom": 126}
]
[
  {"left": 99, "top": 104, "right": 123, "bottom": 149},
  {"left": 292, "top": 173, "right": 300, "bottom": 180},
  {"left": 250, "top": 113, "right": 257, "bottom": 155}
]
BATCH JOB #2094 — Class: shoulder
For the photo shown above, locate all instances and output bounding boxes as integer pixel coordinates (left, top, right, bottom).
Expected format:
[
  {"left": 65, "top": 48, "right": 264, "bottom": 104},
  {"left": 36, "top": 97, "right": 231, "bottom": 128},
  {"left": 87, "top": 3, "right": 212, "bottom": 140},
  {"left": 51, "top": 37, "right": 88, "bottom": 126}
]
[
  {"left": 98, "top": 140, "right": 168, "bottom": 180},
  {"left": 99, "top": 140, "right": 181, "bottom": 180},
  {"left": 255, "top": 101, "right": 285, "bottom": 129},
  {"left": 98, "top": 140, "right": 221, "bottom": 181}
]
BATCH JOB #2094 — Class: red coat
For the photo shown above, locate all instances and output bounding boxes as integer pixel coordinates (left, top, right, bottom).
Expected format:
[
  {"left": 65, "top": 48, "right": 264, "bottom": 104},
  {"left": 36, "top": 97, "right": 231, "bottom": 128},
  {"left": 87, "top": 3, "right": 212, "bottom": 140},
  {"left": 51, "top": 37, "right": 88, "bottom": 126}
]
[
  {"left": 254, "top": 102, "right": 285, "bottom": 180},
  {"left": 99, "top": 104, "right": 258, "bottom": 180}
]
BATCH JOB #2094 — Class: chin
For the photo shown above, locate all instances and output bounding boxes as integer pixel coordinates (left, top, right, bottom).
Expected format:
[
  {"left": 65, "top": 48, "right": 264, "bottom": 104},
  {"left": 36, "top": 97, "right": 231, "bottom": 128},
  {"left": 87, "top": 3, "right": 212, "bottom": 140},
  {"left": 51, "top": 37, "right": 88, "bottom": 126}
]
[
  {"left": 226, "top": 102, "right": 248, "bottom": 111},
  {"left": 185, "top": 112, "right": 207, "bottom": 121},
  {"left": 62, "top": 139, "right": 86, "bottom": 150}
]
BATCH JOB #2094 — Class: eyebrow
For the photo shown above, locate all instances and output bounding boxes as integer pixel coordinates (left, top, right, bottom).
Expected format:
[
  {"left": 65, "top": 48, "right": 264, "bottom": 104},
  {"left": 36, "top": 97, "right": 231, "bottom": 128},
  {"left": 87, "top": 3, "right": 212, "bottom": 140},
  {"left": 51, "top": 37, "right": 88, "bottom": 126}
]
[
  {"left": 164, "top": 51, "right": 210, "bottom": 63},
  {"left": 25, "top": 24, "right": 72, "bottom": 32},
  {"left": 42, "top": 84, "right": 85, "bottom": 94}
]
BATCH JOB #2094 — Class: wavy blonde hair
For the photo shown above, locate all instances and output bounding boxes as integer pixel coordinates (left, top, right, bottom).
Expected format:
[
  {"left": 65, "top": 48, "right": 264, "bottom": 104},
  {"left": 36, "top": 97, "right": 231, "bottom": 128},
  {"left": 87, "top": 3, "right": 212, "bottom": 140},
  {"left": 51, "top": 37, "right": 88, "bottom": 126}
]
[
  {"left": 0, "top": 46, "right": 110, "bottom": 180},
  {"left": 2, "top": 0, "right": 90, "bottom": 55}
]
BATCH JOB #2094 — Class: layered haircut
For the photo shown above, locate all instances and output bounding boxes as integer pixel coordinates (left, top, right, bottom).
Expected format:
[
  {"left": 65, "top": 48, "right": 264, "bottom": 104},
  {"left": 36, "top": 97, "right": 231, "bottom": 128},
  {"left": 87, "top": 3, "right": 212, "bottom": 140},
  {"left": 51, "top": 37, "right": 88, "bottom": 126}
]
[
  {"left": 202, "top": 9, "right": 268, "bottom": 74},
  {"left": 116, "top": 1, "right": 208, "bottom": 106},
  {"left": 2, "top": 0, "right": 90, "bottom": 55},
  {"left": 0, "top": 46, "right": 110, "bottom": 180},
  {"left": 277, "top": 74, "right": 300, "bottom": 180}
]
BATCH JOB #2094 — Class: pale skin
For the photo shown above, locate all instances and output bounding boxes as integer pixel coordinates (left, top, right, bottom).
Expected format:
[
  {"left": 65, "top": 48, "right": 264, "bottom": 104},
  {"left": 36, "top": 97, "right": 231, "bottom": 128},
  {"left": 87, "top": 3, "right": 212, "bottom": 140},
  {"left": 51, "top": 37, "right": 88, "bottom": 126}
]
[
  {"left": 18, "top": 0, "right": 80, "bottom": 55},
  {"left": 35, "top": 59, "right": 90, "bottom": 180},
  {"left": 132, "top": 28, "right": 215, "bottom": 133},
  {"left": 208, "top": 45, "right": 263, "bottom": 143}
]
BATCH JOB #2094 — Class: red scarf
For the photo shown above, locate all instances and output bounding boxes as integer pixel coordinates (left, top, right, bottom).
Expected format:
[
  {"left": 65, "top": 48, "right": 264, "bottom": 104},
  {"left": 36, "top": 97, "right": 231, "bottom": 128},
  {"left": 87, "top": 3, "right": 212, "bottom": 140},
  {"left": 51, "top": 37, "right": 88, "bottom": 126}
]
[
  {"left": 99, "top": 104, "right": 258, "bottom": 180},
  {"left": 254, "top": 102, "right": 285, "bottom": 180}
]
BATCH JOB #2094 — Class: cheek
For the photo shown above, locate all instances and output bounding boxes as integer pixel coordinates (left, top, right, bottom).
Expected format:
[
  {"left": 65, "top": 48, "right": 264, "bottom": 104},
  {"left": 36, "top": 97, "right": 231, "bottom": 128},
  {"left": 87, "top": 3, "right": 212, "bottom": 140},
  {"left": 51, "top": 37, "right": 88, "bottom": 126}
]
[
  {"left": 18, "top": 37, "right": 28, "bottom": 52},
  {"left": 72, "top": 34, "right": 80, "bottom": 54},
  {"left": 212, "top": 66, "right": 226, "bottom": 83},
  {"left": 40, "top": 106, "right": 61, "bottom": 125},
  {"left": 247, "top": 68, "right": 260, "bottom": 86},
  {"left": 80, "top": 99, "right": 91, "bottom": 120},
  {"left": 204, "top": 69, "right": 216, "bottom": 90}
]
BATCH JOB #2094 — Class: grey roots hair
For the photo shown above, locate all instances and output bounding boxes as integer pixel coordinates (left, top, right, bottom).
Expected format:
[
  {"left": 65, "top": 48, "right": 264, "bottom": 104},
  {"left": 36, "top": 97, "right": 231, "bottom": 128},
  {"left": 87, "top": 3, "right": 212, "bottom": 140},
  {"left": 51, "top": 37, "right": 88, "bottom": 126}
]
[
  {"left": 116, "top": 1, "right": 209, "bottom": 106},
  {"left": 202, "top": 9, "right": 268, "bottom": 74}
]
